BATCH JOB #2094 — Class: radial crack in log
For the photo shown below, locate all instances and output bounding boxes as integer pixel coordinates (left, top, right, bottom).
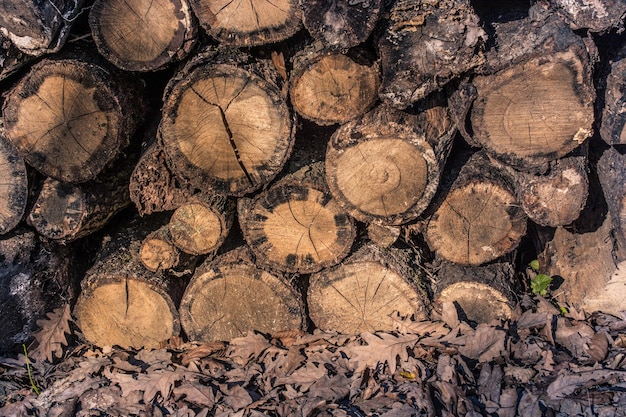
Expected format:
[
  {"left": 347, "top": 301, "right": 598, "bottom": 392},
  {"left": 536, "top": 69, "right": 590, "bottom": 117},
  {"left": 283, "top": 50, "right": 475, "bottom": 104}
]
[{"left": 160, "top": 61, "right": 294, "bottom": 196}]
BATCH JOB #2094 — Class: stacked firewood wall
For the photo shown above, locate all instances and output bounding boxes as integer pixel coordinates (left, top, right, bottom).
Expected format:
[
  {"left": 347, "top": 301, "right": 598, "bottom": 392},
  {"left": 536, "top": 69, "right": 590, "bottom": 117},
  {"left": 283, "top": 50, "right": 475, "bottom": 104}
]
[{"left": 0, "top": 0, "right": 625, "bottom": 350}]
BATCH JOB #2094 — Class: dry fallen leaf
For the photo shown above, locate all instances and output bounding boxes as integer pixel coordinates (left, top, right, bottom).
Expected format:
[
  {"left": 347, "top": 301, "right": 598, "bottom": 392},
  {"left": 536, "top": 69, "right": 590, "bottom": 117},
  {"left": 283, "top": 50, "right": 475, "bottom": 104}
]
[
  {"left": 347, "top": 332, "right": 420, "bottom": 373},
  {"left": 30, "top": 304, "right": 73, "bottom": 362}
]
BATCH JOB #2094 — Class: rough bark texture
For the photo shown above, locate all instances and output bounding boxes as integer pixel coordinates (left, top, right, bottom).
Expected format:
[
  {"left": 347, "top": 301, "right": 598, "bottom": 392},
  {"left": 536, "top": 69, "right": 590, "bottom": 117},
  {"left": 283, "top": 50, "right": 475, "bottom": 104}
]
[
  {"left": 301, "top": 0, "right": 382, "bottom": 50},
  {"left": 0, "top": 228, "right": 75, "bottom": 353},
  {"left": 600, "top": 47, "right": 626, "bottom": 145},
  {"left": 89, "top": 0, "right": 197, "bottom": 72},
  {"left": 325, "top": 101, "right": 455, "bottom": 226},
  {"left": 179, "top": 246, "right": 305, "bottom": 343},
  {"left": 0, "top": 125, "right": 28, "bottom": 235},
  {"left": 129, "top": 140, "right": 196, "bottom": 216},
  {"left": 597, "top": 146, "right": 626, "bottom": 249},
  {"left": 0, "top": 0, "right": 84, "bottom": 56},
  {"left": 549, "top": 0, "right": 626, "bottom": 32},
  {"left": 159, "top": 48, "right": 295, "bottom": 196},
  {"left": 2, "top": 54, "right": 146, "bottom": 183},
  {"left": 238, "top": 162, "right": 356, "bottom": 274},
  {"left": 27, "top": 148, "right": 136, "bottom": 243},
  {"left": 308, "top": 242, "right": 429, "bottom": 334},
  {"left": 378, "top": 0, "right": 486, "bottom": 109}
]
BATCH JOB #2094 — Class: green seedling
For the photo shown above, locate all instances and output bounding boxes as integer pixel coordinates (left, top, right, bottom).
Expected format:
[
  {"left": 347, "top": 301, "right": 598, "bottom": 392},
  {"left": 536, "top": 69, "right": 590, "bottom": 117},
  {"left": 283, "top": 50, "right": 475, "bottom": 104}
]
[
  {"left": 22, "top": 344, "right": 40, "bottom": 395},
  {"left": 530, "top": 273, "right": 553, "bottom": 296}
]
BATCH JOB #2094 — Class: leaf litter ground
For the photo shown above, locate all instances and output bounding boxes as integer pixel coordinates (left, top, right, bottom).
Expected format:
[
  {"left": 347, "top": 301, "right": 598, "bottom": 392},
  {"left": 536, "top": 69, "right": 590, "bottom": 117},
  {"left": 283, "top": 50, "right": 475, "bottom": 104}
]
[{"left": 1, "top": 296, "right": 626, "bottom": 416}]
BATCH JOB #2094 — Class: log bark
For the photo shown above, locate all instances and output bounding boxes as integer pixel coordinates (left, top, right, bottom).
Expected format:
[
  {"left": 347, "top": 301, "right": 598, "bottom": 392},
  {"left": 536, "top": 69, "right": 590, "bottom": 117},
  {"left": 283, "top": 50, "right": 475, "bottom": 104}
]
[
  {"left": 289, "top": 44, "right": 380, "bottom": 125},
  {"left": 301, "top": 0, "right": 382, "bottom": 50},
  {"left": 367, "top": 224, "right": 401, "bottom": 248},
  {"left": 325, "top": 101, "right": 455, "bottom": 226},
  {"left": 188, "top": 0, "right": 301, "bottom": 47},
  {"left": 0, "top": 32, "right": 34, "bottom": 82},
  {"left": 378, "top": 0, "right": 486, "bottom": 109},
  {"left": 425, "top": 151, "right": 528, "bottom": 266},
  {"left": 89, "top": 0, "right": 197, "bottom": 72},
  {"left": 73, "top": 215, "right": 184, "bottom": 349},
  {"left": 307, "top": 243, "right": 429, "bottom": 334},
  {"left": 0, "top": 228, "right": 75, "bottom": 353},
  {"left": 168, "top": 193, "right": 234, "bottom": 256},
  {"left": 159, "top": 48, "right": 295, "bottom": 196},
  {"left": 0, "top": 0, "right": 84, "bottom": 56},
  {"left": 2, "top": 54, "right": 146, "bottom": 183},
  {"left": 238, "top": 162, "right": 356, "bottom": 274},
  {"left": 542, "top": 206, "right": 626, "bottom": 318},
  {"left": 129, "top": 141, "right": 196, "bottom": 216},
  {"left": 597, "top": 146, "right": 626, "bottom": 249},
  {"left": 431, "top": 259, "right": 516, "bottom": 324},
  {"left": 0, "top": 124, "right": 28, "bottom": 235},
  {"left": 179, "top": 247, "right": 305, "bottom": 343},
  {"left": 549, "top": 0, "right": 626, "bottom": 32},
  {"left": 600, "top": 47, "right": 626, "bottom": 145},
  {"left": 27, "top": 148, "right": 136, "bottom": 243}
]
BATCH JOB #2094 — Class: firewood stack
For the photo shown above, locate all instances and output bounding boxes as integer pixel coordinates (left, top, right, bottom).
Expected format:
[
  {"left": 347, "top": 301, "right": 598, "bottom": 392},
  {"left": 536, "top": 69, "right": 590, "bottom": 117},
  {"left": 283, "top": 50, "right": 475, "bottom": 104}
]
[{"left": 0, "top": 0, "right": 625, "bottom": 351}]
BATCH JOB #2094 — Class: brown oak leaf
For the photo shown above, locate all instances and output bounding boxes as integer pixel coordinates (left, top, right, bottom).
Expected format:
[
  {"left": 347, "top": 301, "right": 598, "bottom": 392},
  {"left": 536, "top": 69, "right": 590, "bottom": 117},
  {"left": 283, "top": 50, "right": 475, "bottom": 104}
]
[
  {"left": 346, "top": 332, "right": 420, "bottom": 373},
  {"left": 30, "top": 304, "right": 72, "bottom": 362}
]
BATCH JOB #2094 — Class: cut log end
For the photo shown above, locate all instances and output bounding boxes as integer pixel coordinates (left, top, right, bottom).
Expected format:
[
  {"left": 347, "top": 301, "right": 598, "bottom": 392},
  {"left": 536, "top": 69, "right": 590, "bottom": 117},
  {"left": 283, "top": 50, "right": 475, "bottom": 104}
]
[
  {"left": 180, "top": 255, "right": 304, "bottom": 342},
  {"left": 290, "top": 53, "right": 380, "bottom": 125},
  {"left": 28, "top": 180, "right": 84, "bottom": 241},
  {"left": 160, "top": 63, "right": 293, "bottom": 196},
  {"left": 190, "top": 0, "right": 301, "bottom": 47},
  {"left": 169, "top": 201, "right": 227, "bottom": 255},
  {"left": 89, "top": 0, "right": 196, "bottom": 71},
  {"left": 308, "top": 258, "right": 428, "bottom": 335},
  {"left": 74, "top": 277, "right": 180, "bottom": 349},
  {"left": 471, "top": 51, "right": 594, "bottom": 170},
  {"left": 328, "top": 137, "right": 430, "bottom": 221},
  {"left": 3, "top": 58, "right": 141, "bottom": 183},
  {"left": 241, "top": 183, "right": 356, "bottom": 273},
  {"left": 435, "top": 282, "right": 513, "bottom": 324},
  {"left": 140, "top": 227, "right": 180, "bottom": 272},
  {"left": 0, "top": 133, "right": 28, "bottom": 235},
  {"left": 427, "top": 181, "right": 527, "bottom": 265}
]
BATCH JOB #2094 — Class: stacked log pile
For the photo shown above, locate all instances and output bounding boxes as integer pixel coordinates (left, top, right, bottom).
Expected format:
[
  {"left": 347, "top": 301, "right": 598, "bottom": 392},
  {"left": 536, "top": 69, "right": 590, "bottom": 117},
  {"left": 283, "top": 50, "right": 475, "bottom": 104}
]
[{"left": 0, "top": 0, "right": 625, "bottom": 351}]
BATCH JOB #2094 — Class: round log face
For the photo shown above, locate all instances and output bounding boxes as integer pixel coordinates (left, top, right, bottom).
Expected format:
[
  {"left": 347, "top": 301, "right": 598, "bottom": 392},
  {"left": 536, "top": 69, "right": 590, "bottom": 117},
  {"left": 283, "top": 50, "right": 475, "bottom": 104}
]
[
  {"left": 28, "top": 180, "right": 85, "bottom": 240},
  {"left": 242, "top": 184, "right": 356, "bottom": 273},
  {"left": 471, "top": 51, "right": 594, "bottom": 170},
  {"left": 190, "top": 0, "right": 301, "bottom": 46},
  {"left": 308, "top": 261, "right": 427, "bottom": 334},
  {"left": 169, "top": 202, "right": 224, "bottom": 255},
  {"left": 140, "top": 237, "right": 179, "bottom": 272},
  {"left": 329, "top": 138, "right": 428, "bottom": 218},
  {"left": 290, "top": 54, "right": 380, "bottom": 125},
  {"left": 426, "top": 181, "right": 527, "bottom": 265},
  {"left": 180, "top": 263, "right": 304, "bottom": 342},
  {"left": 74, "top": 276, "right": 179, "bottom": 349},
  {"left": 435, "top": 282, "right": 512, "bottom": 324},
  {"left": 0, "top": 135, "right": 28, "bottom": 235},
  {"left": 3, "top": 60, "right": 123, "bottom": 183},
  {"left": 90, "top": 0, "right": 194, "bottom": 71},
  {"left": 160, "top": 65, "right": 293, "bottom": 196}
]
